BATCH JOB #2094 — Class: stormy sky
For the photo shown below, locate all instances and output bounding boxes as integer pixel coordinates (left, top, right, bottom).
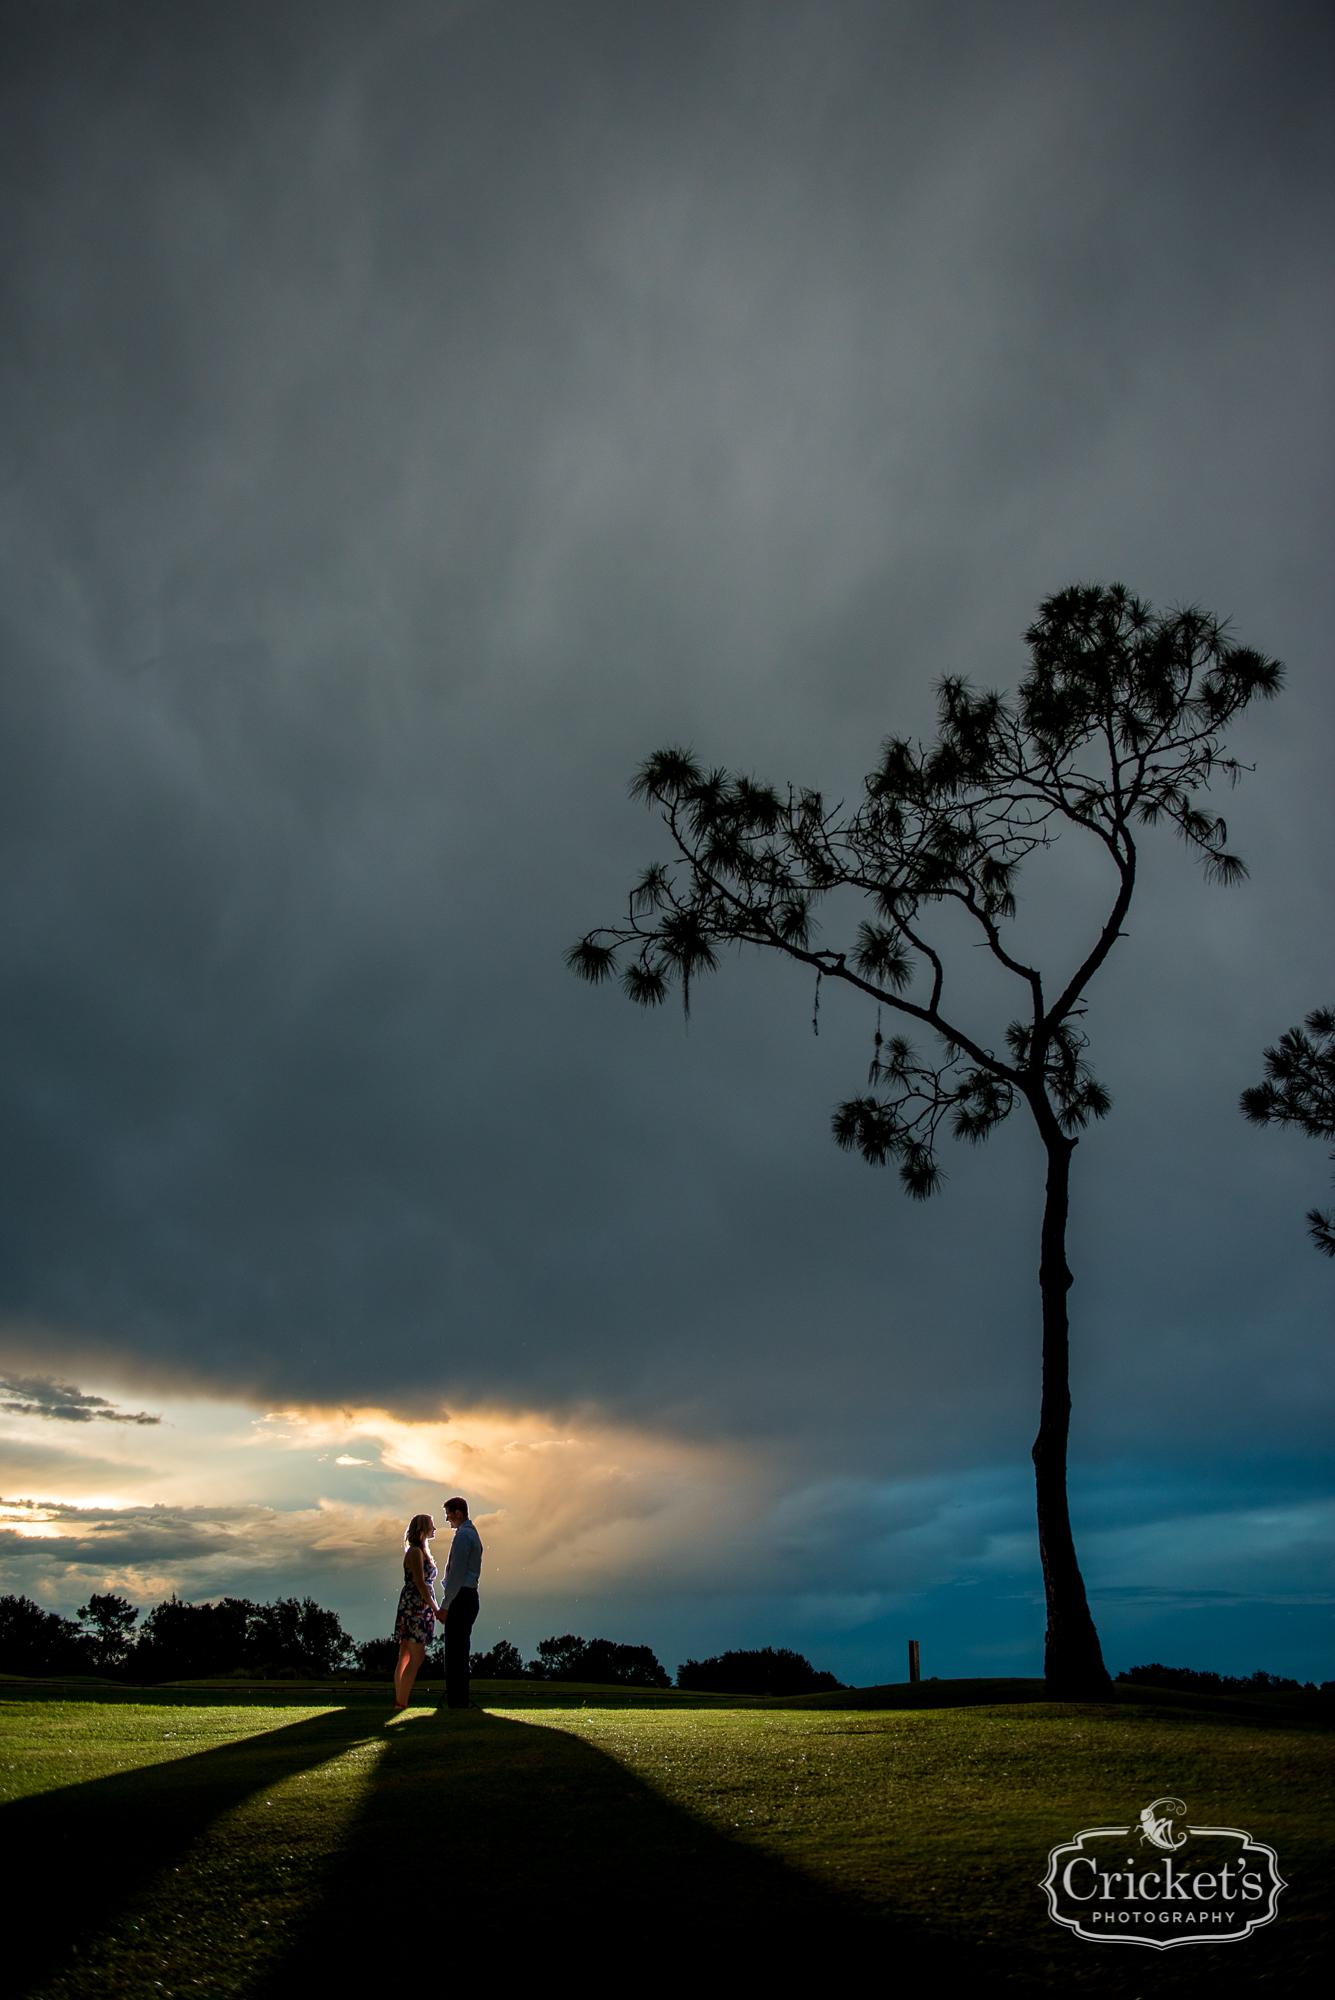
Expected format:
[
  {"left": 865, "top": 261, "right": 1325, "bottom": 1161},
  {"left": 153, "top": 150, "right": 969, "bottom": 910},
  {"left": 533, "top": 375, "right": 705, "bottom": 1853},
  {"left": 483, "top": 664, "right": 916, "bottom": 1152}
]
[{"left": 0, "top": 0, "right": 1332, "bottom": 1682}]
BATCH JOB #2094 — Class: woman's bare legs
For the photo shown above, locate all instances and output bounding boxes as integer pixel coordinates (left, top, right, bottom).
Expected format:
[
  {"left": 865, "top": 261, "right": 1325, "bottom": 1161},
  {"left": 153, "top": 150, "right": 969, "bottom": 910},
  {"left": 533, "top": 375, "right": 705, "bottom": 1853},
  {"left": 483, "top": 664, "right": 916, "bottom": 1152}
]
[{"left": 394, "top": 1639, "right": 425, "bottom": 1708}]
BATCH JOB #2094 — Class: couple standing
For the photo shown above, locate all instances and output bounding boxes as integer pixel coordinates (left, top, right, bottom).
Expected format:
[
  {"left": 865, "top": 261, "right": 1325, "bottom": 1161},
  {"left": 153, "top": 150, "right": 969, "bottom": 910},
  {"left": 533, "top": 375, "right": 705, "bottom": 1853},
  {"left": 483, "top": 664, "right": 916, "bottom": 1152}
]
[{"left": 393, "top": 1496, "right": 482, "bottom": 1710}]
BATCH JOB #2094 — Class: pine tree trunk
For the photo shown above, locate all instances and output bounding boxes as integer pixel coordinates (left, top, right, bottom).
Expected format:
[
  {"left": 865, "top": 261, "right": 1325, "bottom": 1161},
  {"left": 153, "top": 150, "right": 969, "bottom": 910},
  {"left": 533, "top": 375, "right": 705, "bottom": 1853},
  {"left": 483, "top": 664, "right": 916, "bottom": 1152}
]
[{"left": 1032, "top": 1130, "right": 1110, "bottom": 1696}]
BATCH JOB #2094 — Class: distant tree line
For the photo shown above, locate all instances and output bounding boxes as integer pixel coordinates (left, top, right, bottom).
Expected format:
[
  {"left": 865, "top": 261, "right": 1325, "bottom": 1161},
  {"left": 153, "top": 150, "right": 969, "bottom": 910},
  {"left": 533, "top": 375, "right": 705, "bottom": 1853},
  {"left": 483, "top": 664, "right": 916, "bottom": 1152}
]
[
  {"left": 0, "top": 1591, "right": 357, "bottom": 1682},
  {"left": 12, "top": 1596, "right": 1331, "bottom": 1701},
  {"left": 464, "top": 1636, "right": 843, "bottom": 1693},
  {"left": 463, "top": 1633, "right": 672, "bottom": 1686},
  {"left": 676, "top": 1647, "right": 844, "bottom": 1694},
  {"left": 1116, "top": 1662, "right": 1332, "bottom": 1696},
  {"left": 4, "top": 1603, "right": 848, "bottom": 1692},
  {"left": 469, "top": 1638, "right": 526, "bottom": 1677},
  {"left": 0, "top": 1594, "right": 100, "bottom": 1677},
  {"left": 2, "top": 1596, "right": 842, "bottom": 1693}
]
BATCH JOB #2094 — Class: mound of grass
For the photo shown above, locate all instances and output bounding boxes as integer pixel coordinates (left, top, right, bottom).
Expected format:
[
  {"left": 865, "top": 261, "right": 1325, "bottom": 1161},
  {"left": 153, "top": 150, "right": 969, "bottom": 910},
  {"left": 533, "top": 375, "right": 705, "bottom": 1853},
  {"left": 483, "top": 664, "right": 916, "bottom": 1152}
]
[
  {"left": 525, "top": 1700, "right": 1329, "bottom": 1989},
  {"left": 1, "top": 1685, "right": 1328, "bottom": 1994}
]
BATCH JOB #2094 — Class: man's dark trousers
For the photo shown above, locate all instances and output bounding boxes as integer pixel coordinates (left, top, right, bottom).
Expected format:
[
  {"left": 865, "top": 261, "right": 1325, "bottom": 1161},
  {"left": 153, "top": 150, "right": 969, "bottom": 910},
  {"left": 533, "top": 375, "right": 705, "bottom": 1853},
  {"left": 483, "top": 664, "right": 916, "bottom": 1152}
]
[{"left": 444, "top": 1587, "right": 479, "bottom": 1708}]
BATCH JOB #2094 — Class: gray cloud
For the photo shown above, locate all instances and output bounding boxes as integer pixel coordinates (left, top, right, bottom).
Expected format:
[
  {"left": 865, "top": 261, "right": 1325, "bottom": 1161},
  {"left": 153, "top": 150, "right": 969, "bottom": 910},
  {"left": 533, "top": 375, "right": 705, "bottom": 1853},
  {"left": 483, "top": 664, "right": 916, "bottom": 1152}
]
[
  {"left": 0, "top": 1375, "right": 161, "bottom": 1426},
  {"left": 0, "top": 0, "right": 1331, "bottom": 1685},
  {"left": 0, "top": 1505, "right": 240, "bottom": 1564}
]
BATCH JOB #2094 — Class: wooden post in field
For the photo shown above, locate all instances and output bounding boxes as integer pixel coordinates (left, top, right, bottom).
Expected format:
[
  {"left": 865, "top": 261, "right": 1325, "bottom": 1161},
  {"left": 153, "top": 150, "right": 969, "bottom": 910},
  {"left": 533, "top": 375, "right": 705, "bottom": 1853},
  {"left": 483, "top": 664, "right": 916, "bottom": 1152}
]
[{"left": 908, "top": 1639, "right": 920, "bottom": 1683}]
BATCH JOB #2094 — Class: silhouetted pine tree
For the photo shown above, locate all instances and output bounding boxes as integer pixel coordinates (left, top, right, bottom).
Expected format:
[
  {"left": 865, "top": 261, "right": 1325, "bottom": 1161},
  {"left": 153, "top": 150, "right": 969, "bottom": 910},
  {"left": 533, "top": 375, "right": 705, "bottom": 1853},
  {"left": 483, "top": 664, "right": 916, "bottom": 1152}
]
[
  {"left": 571, "top": 584, "right": 1283, "bottom": 1694},
  {"left": 1242, "top": 1006, "right": 1335, "bottom": 1255}
]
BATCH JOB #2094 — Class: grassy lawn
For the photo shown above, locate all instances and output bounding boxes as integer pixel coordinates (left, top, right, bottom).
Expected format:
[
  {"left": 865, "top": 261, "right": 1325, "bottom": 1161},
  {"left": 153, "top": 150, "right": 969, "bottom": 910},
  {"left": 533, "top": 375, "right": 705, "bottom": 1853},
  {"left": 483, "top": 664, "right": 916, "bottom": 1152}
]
[
  {"left": 527, "top": 1700, "right": 1330, "bottom": 1991},
  {"left": 1, "top": 1682, "right": 1328, "bottom": 1995}
]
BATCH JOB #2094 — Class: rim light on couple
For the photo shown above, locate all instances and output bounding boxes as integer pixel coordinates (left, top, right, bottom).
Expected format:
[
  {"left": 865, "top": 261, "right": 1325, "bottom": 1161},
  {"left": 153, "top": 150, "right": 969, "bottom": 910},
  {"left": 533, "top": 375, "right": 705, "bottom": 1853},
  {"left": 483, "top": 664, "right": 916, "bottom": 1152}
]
[{"left": 393, "top": 1497, "right": 483, "bottom": 1711}]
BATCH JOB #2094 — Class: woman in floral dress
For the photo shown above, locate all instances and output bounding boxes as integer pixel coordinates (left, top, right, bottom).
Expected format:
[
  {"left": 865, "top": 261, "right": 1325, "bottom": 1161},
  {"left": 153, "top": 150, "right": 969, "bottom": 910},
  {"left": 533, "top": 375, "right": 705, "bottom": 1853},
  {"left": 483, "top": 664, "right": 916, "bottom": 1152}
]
[{"left": 393, "top": 1513, "right": 440, "bottom": 1709}]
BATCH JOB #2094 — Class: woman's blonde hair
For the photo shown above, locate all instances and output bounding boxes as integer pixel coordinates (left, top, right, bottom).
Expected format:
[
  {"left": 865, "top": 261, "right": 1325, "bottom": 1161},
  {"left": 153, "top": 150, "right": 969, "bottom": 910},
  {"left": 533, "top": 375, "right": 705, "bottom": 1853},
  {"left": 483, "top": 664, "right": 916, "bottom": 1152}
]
[{"left": 404, "top": 1513, "right": 434, "bottom": 1551}]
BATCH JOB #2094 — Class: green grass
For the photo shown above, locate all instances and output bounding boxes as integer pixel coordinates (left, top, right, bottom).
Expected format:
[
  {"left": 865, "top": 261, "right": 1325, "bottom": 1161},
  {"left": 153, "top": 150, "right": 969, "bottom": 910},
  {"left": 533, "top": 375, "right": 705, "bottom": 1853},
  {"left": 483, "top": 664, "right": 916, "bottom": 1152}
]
[{"left": 1, "top": 1682, "right": 1329, "bottom": 1995}]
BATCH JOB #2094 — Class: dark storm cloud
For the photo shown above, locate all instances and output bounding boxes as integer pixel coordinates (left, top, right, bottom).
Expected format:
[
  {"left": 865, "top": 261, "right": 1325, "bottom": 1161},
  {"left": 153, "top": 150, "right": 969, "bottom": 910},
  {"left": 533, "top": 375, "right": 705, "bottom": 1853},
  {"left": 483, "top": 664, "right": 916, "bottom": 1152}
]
[
  {"left": 0, "top": 1500, "right": 240, "bottom": 1564},
  {"left": 0, "top": 1375, "right": 160, "bottom": 1425},
  {"left": 0, "top": 1496, "right": 397, "bottom": 1599},
  {"left": 0, "top": 0, "right": 1330, "bottom": 1493}
]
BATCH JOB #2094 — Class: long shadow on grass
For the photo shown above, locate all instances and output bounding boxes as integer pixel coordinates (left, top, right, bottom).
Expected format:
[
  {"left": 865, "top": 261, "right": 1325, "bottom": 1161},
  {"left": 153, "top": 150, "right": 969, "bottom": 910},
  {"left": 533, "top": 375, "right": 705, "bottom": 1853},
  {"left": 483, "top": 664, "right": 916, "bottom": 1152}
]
[
  {"left": 253, "top": 1705, "right": 964, "bottom": 1984},
  {"left": 252, "top": 1708, "right": 1326, "bottom": 1996},
  {"left": 1, "top": 1704, "right": 381, "bottom": 1994}
]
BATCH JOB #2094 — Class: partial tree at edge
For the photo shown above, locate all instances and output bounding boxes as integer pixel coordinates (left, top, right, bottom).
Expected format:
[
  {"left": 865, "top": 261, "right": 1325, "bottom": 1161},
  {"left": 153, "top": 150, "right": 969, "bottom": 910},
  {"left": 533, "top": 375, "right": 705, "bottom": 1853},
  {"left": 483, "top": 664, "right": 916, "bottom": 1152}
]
[{"left": 1241, "top": 1006, "right": 1335, "bottom": 1256}]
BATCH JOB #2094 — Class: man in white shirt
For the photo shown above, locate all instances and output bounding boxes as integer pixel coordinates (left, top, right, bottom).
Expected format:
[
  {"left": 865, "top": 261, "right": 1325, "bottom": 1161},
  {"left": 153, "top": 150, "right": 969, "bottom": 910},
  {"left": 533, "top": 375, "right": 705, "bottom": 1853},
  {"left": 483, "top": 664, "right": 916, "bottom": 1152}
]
[{"left": 440, "top": 1495, "right": 483, "bottom": 1709}]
